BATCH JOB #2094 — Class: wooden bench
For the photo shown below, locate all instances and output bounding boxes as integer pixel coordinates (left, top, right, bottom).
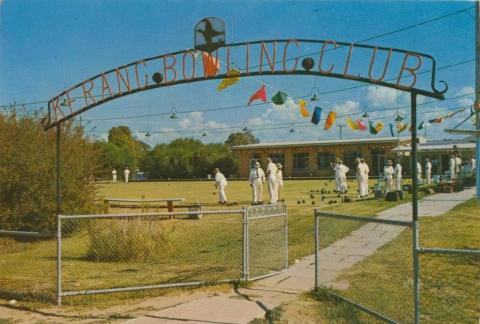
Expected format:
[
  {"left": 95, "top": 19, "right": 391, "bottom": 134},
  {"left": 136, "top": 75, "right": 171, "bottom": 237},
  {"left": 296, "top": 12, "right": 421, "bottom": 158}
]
[{"left": 104, "top": 198, "right": 186, "bottom": 213}]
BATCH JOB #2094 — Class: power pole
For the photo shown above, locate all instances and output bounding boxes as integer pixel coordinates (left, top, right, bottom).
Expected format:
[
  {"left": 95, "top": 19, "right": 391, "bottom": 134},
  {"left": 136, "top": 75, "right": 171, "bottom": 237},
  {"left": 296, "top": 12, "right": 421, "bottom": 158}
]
[
  {"left": 336, "top": 124, "right": 346, "bottom": 139},
  {"left": 476, "top": 0, "right": 480, "bottom": 201}
]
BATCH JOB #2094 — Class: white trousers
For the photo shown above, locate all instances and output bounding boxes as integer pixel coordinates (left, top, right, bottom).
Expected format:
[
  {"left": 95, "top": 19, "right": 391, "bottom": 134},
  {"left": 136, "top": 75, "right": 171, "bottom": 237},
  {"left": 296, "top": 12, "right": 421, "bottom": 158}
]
[
  {"left": 359, "top": 176, "right": 368, "bottom": 196},
  {"left": 335, "top": 176, "right": 341, "bottom": 192},
  {"left": 125, "top": 175, "right": 129, "bottom": 183},
  {"left": 252, "top": 180, "right": 263, "bottom": 203},
  {"left": 385, "top": 176, "right": 394, "bottom": 194},
  {"left": 268, "top": 178, "right": 278, "bottom": 203},
  {"left": 395, "top": 177, "right": 402, "bottom": 191},
  {"left": 450, "top": 168, "right": 456, "bottom": 180},
  {"left": 426, "top": 170, "right": 431, "bottom": 184},
  {"left": 218, "top": 185, "right": 227, "bottom": 203},
  {"left": 338, "top": 175, "right": 348, "bottom": 193},
  {"left": 417, "top": 175, "right": 422, "bottom": 185},
  {"left": 112, "top": 175, "right": 117, "bottom": 183}
]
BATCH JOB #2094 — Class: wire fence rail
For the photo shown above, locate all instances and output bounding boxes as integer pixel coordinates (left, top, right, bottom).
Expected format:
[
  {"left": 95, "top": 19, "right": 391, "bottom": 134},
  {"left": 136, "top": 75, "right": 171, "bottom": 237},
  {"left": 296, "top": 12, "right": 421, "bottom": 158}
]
[
  {"left": 314, "top": 210, "right": 480, "bottom": 324},
  {"left": 0, "top": 204, "right": 288, "bottom": 306}
]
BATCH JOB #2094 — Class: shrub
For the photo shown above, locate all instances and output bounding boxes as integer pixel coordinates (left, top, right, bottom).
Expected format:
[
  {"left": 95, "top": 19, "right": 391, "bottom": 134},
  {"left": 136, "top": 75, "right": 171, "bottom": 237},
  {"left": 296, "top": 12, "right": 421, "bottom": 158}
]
[
  {"left": 0, "top": 111, "right": 100, "bottom": 232},
  {"left": 86, "top": 219, "right": 174, "bottom": 262}
]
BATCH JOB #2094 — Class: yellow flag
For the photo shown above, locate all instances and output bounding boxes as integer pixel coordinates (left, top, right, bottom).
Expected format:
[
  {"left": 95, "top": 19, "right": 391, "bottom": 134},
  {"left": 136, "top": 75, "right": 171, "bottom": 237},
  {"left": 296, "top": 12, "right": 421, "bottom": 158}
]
[
  {"left": 324, "top": 111, "right": 337, "bottom": 130},
  {"left": 374, "top": 122, "right": 384, "bottom": 133},
  {"left": 216, "top": 69, "right": 241, "bottom": 91},
  {"left": 346, "top": 116, "right": 359, "bottom": 130},
  {"left": 298, "top": 99, "right": 310, "bottom": 117},
  {"left": 397, "top": 122, "right": 408, "bottom": 133}
]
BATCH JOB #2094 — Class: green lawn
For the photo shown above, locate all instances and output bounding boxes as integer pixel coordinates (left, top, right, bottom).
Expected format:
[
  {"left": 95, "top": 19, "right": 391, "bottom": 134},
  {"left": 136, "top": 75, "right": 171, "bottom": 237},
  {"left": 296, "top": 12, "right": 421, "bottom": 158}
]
[{"left": 0, "top": 179, "right": 419, "bottom": 307}]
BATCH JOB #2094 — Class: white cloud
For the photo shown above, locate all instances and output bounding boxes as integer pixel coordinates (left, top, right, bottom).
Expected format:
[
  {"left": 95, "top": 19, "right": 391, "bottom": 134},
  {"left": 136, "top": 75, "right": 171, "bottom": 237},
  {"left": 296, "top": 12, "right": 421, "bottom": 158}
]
[{"left": 455, "top": 86, "right": 474, "bottom": 97}]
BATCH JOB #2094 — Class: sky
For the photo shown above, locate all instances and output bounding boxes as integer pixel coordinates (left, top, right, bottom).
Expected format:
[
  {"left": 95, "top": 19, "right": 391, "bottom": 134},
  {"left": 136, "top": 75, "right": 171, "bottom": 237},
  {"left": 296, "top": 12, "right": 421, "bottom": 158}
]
[{"left": 0, "top": 0, "right": 477, "bottom": 146}]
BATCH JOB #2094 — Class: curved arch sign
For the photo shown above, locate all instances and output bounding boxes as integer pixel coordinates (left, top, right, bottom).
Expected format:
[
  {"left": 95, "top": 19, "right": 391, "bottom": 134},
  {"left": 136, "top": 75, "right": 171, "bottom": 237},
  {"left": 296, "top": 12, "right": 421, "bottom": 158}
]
[{"left": 45, "top": 34, "right": 447, "bottom": 130}]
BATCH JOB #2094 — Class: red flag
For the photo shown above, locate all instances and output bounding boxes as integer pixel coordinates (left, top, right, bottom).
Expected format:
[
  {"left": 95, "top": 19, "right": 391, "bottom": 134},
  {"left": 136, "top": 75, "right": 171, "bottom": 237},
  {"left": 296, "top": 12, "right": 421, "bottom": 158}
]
[
  {"left": 247, "top": 85, "right": 267, "bottom": 106},
  {"left": 202, "top": 52, "right": 220, "bottom": 77},
  {"left": 356, "top": 119, "right": 367, "bottom": 131}
]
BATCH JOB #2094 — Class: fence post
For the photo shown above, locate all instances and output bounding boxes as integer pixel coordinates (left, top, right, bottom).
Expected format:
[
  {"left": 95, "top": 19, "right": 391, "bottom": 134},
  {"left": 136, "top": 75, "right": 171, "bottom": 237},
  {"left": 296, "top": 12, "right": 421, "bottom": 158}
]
[
  {"left": 56, "top": 215, "right": 62, "bottom": 306},
  {"left": 284, "top": 204, "right": 288, "bottom": 271},
  {"left": 411, "top": 92, "right": 420, "bottom": 324},
  {"left": 242, "top": 207, "right": 249, "bottom": 281},
  {"left": 314, "top": 213, "right": 319, "bottom": 289}
]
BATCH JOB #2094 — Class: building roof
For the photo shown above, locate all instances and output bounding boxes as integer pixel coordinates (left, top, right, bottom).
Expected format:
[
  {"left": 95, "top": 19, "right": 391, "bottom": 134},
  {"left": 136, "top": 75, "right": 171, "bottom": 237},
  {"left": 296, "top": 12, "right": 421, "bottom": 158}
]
[
  {"left": 395, "top": 141, "right": 476, "bottom": 152},
  {"left": 232, "top": 136, "right": 421, "bottom": 150}
]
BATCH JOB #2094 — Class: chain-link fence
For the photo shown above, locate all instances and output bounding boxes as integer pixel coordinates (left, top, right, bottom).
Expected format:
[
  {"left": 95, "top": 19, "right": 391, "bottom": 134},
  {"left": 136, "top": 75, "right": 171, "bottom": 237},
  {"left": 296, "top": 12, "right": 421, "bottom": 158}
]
[
  {"left": 314, "top": 211, "right": 414, "bottom": 323},
  {"left": 0, "top": 230, "right": 57, "bottom": 303},
  {"left": 55, "top": 204, "right": 287, "bottom": 304},
  {"left": 247, "top": 204, "right": 288, "bottom": 280}
]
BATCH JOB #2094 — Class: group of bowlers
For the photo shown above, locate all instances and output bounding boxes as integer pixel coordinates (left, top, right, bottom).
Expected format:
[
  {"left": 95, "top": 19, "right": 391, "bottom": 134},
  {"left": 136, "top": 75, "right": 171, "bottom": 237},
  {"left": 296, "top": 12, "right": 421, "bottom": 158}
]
[
  {"left": 111, "top": 167, "right": 130, "bottom": 184},
  {"left": 213, "top": 158, "right": 283, "bottom": 205}
]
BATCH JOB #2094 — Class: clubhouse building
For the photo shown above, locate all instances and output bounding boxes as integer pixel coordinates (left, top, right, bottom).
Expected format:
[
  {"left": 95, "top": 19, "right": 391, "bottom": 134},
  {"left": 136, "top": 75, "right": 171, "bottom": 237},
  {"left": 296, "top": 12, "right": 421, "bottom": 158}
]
[{"left": 232, "top": 136, "right": 476, "bottom": 178}]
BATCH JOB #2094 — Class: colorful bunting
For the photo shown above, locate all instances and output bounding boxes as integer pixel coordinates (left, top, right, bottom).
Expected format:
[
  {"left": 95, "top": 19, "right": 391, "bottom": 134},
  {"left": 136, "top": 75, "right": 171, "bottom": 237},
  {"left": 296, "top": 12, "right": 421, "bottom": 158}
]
[
  {"left": 216, "top": 69, "right": 241, "bottom": 91},
  {"left": 271, "top": 91, "right": 288, "bottom": 105},
  {"left": 356, "top": 119, "right": 367, "bottom": 131},
  {"left": 428, "top": 116, "right": 443, "bottom": 124},
  {"left": 324, "top": 111, "right": 337, "bottom": 130},
  {"left": 395, "top": 114, "right": 405, "bottom": 122},
  {"left": 346, "top": 116, "right": 359, "bottom": 130},
  {"left": 311, "top": 106, "right": 322, "bottom": 125},
  {"left": 247, "top": 85, "right": 267, "bottom": 106},
  {"left": 298, "top": 99, "right": 310, "bottom": 117},
  {"left": 202, "top": 52, "right": 220, "bottom": 77},
  {"left": 397, "top": 122, "right": 409, "bottom": 133},
  {"left": 389, "top": 123, "right": 395, "bottom": 137},
  {"left": 368, "top": 121, "right": 384, "bottom": 134}
]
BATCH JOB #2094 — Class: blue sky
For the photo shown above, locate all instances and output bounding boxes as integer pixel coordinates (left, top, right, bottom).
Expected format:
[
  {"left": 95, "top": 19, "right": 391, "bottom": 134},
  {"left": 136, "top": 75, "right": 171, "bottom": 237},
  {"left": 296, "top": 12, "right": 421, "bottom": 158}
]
[{"left": 0, "top": 0, "right": 476, "bottom": 145}]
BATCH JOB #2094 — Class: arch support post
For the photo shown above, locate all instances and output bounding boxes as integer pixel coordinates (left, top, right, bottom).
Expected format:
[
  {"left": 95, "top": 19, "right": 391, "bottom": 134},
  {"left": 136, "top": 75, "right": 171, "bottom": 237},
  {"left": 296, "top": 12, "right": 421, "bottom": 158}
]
[
  {"left": 410, "top": 92, "right": 420, "bottom": 324},
  {"left": 56, "top": 125, "right": 62, "bottom": 306}
]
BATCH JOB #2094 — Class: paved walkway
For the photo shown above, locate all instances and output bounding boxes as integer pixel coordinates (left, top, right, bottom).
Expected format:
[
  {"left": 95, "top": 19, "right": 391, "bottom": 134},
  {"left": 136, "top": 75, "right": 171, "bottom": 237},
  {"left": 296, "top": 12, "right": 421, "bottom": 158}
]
[{"left": 126, "top": 188, "right": 475, "bottom": 324}]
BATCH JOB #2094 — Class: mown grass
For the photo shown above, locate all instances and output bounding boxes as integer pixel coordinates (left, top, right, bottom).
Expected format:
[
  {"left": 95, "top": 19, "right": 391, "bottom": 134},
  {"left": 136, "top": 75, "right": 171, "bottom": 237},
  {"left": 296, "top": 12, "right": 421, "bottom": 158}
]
[{"left": 0, "top": 179, "right": 418, "bottom": 308}]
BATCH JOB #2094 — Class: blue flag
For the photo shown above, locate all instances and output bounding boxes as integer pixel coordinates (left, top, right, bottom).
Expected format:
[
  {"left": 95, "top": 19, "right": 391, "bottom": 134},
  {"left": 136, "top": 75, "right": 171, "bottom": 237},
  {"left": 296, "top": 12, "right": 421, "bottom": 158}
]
[
  {"left": 311, "top": 106, "right": 323, "bottom": 125},
  {"left": 389, "top": 123, "right": 395, "bottom": 137}
]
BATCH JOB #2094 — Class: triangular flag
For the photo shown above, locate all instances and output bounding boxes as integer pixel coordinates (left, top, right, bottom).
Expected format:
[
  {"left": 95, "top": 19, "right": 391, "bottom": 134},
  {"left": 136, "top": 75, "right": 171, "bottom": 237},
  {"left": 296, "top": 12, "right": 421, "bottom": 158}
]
[
  {"left": 311, "top": 106, "right": 322, "bottom": 125},
  {"left": 428, "top": 116, "right": 443, "bottom": 124},
  {"left": 202, "top": 52, "right": 220, "bottom": 77},
  {"left": 445, "top": 112, "right": 454, "bottom": 118},
  {"left": 356, "top": 119, "right": 367, "bottom": 131},
  {"left": 395, "top": 114, "right": 405, "bottom": 122},
  {"left": 369, "top": 121, "right": 378, "bottom": 134},
  {"left": 324, "top": 111, "right": 336, "bottom": 130},
  {"left": 418, "top": 121, "right": 425, "bottom": 130},
  {"left": 247, "top": 85, "right": 267, "bottom": 106},
  {"left": 346, "top": 116, "right": 359, "bottom": 130},
  {"left": 389, "top": 123, "right": 395, "bottom": 136},
  {"left": 298, "top": 99, "right": 310, "bottom": 117},
  {"left": 397, "top": 122, "right": 408, "bottom": 133},
  {"left": 374, "top": 121, "right": 384, "bottom": 134},
  {"left": 217, "top": 69, "right": 241, "bottom": 91},
  {"left": 271, "top": 91, "right": 288, "bottom": 105}
]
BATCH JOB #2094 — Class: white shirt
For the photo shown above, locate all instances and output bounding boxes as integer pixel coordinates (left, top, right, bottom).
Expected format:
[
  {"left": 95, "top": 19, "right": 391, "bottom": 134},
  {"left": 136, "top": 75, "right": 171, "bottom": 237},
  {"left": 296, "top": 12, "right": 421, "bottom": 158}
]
[
  {"left": 425, "top": 161, "right": 432, "bottom": 172},
  {"left": 266, "top": 162, "right": 278, "bottom": 180},
  {"left": 249, "top": 167, "right": 266, "bottom": 184},
  {"left": 334, "top": 164, "right": 350, "bottom": 177},
  {"left": 124, "top": 169, "right": 130, "bottom": 176},
  {"left": 384, "top": 166, "right": 394, "bottom": 178},
  {"left": 416, "top": 162, "right": 422, "bottom": 174},
  {"left": 394, "top": 164, "right": 402, "bottom": 178},
  {"left": 449, "top": 158, "right": 456, "bottom": 170},
  {"left": 112, "top": 170, "right": 117, "bottom": 176},
  {"left": 276, "top": 170, "right": 283, "bottom": 184},
  {"left": 363, "top": 162, "right": 369, "bottom": 176},
  {"left": 215, "top": 172, "right": 228, "bottom": 187}
]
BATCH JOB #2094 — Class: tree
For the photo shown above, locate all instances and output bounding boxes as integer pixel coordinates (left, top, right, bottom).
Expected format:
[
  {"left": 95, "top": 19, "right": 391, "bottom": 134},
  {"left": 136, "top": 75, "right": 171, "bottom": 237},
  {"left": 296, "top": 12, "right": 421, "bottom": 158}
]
[
  {"left": 224, "top": 131, "right": 259, "bottom": 147},
  {"left": 0, "top": 112, "right": 100, "bottom": 232}
]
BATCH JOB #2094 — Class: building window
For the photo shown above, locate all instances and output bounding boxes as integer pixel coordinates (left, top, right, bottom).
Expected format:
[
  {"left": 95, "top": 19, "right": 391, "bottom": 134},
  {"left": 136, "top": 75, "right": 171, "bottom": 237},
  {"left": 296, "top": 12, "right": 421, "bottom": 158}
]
[
  {"left": 343, "top": 151, "right": 362, "bottom": 169},
  {"left": 269, "top": 153, "right": 285, "bottom": 168},
  {"left": 293, "top": 152, "right": 309, "bottom": 170},
  {"left": 317, "top": 152, "right": 334, "bottom": 170},
  {"left": 250, "top": 153, "right": 261, "bottom": 168}
]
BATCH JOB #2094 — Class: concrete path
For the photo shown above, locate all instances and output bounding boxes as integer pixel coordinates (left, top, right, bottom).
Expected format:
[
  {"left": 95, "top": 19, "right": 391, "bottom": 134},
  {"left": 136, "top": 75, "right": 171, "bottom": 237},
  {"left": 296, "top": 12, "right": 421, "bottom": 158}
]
[{"left": 126, "top": 188, "right": 475, "bottom": 324}]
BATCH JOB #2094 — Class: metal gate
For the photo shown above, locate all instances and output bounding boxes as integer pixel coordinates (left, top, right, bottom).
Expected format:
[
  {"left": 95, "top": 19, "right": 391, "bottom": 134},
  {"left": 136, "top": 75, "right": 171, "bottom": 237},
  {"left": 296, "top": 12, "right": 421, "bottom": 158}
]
[{"left": 245, "top": 204, "right": 288, "bottom": 280}]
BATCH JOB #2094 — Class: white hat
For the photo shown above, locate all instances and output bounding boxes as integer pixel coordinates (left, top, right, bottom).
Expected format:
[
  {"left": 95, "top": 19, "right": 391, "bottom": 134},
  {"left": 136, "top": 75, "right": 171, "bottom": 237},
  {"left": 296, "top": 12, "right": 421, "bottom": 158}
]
[{"left": 254, "top": 162, "right": 260, "bottom": 167}]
